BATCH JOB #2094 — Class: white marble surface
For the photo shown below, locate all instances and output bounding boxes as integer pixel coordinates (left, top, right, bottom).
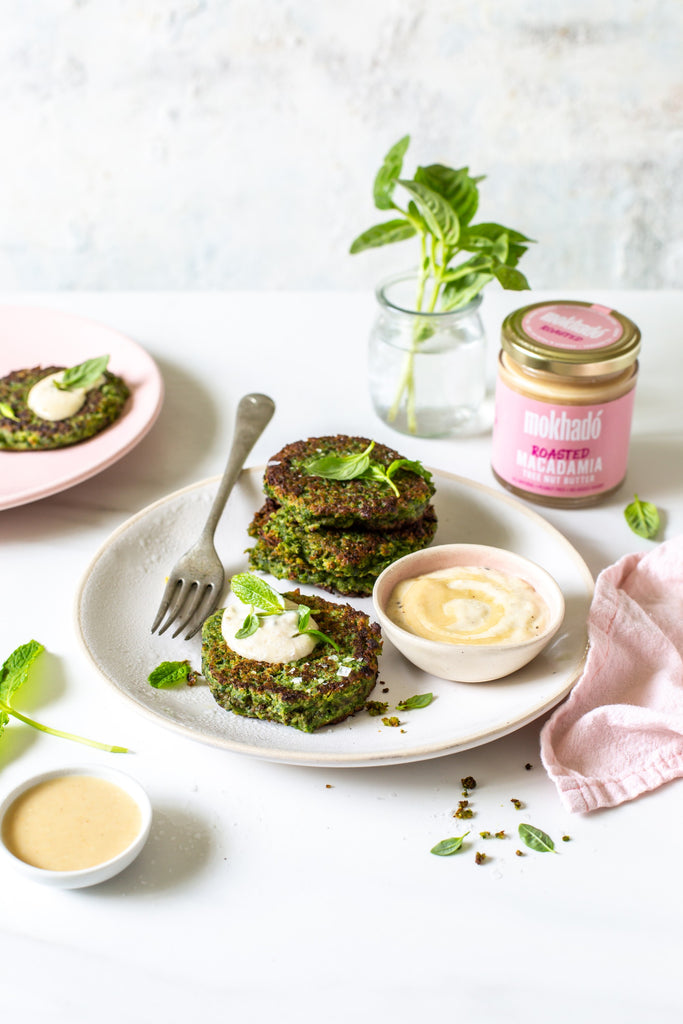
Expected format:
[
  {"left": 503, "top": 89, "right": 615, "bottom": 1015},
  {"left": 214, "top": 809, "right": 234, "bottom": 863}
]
[
  {"left": 1, "top": 0, "right": 681, "bottom": 291},
  {"left": 1, "top": 289, "right": 683, "bottom": 1023}
]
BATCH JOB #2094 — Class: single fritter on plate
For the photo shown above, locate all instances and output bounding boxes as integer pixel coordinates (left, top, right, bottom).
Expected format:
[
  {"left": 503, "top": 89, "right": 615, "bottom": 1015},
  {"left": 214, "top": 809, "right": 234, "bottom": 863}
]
[
  {"left": 263, "top": 435, "right": 435, "bottom": 529},
  {"left": 0, "top": 365, "right": 130, "bottom": 450},
  {"left": 201, "top": 591, "right": 383, "bottom": 733},
  {"left": 248, "top": 497, "right": 438, "bottom": 596}
]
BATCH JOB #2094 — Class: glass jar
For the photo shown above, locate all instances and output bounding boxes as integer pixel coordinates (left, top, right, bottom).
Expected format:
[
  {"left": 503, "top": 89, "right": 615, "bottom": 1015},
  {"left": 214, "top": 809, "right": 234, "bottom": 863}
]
[
  {"left": 368, "top": 273, "right": 487, "bottom": 438},
  {"left": 491, "top": 300, "right": 641, "bottom": 508}
]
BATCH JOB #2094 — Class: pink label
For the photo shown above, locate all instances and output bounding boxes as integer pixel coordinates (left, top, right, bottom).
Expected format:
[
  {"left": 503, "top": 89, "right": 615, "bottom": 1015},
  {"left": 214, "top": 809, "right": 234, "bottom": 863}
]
[
  {"left": 521, "top": 303, "right": 623, "bottom": 351},
  {"left": 491, "top": 379, "right": 635, "bottom": 499}
]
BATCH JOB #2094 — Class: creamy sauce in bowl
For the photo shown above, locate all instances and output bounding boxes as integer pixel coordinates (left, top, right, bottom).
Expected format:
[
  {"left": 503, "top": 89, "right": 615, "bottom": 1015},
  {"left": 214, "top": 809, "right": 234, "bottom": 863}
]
[
  {"left": 387, "top": 566, "right": 549, "bottom": 646},
  {"left": 1, "top": 774, "right": 142, "bottom": 872}
]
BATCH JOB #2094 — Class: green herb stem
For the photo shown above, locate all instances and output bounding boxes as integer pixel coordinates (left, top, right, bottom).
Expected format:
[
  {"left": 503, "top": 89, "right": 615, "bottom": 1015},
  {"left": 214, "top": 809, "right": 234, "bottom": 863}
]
[{"left": 0, "top": 700, "right": 128, "bottom": 753}]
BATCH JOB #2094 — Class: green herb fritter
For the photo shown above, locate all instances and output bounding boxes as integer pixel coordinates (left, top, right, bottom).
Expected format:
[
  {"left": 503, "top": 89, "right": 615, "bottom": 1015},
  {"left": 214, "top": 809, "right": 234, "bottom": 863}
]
[
  {"left": 247, "top": 538, "right": 379, "bottom": 597},
  {"left": 0, "top": 365, "right": 130, "bottom": 450},
  {"left": 201, "top": 591, "right": 383, "bottom": 732},
  {"left": 248, "top": 497, "right": 437, "bottom": 595},
  {"left": 263, "top": 435, "right": 435, "bottom": 529}
]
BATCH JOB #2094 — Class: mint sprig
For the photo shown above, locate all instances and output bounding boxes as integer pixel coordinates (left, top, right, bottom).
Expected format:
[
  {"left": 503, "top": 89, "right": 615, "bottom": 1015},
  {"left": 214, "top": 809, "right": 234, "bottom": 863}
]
[
  {"left": 229, "top": 574, "right": 338, "bottom": 651},
  {"left": 54, "top": 355, "right": 109, "bottom": 392},
  {"left": 0, "top": 641, "right": 127, "bottom": 752}
]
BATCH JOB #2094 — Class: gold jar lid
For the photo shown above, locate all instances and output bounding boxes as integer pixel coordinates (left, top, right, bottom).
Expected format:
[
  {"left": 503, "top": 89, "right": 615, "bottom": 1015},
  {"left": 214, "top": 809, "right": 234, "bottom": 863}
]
[{"left": 501, "top": 300, "right": 641, "bottom": 377}]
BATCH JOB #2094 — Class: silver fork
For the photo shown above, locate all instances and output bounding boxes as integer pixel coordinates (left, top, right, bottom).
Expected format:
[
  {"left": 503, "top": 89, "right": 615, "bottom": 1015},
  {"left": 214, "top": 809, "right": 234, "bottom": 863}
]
[{"left": 151, "top": 392, "right": 275, "bottom": 640}]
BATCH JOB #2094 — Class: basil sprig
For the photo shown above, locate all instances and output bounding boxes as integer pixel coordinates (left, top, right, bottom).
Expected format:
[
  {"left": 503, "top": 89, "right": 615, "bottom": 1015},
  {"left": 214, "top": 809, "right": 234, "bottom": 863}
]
[
  {"left": 302, "top": 441, "right": 431, "bottom": 497},
  {"left": 396, "top": 692, "right": 433, "bottom": 711},
  {"left": 624, "top": 494, "right": 660, "bottom": 540},
  {"left": 0, "top": 640, "right": 127, "bottom": 752},
  {"left": 230, "top": 573, "right": 339, "bottom": 651},
  {"left": 55, "top": 355, "right": 109, "bottom": 392},
  {"left": 350, "top": 135, "right": 534, "bottom": 433}
]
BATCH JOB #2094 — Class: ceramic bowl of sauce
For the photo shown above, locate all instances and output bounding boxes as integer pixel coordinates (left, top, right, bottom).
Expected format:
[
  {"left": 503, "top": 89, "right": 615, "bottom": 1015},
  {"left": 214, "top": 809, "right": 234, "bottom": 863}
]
[
  {"left": 0, "top": 764, "right": 152, "bottom": 888},
  {"left": 373, "top": 543, "right": 565, "bottom": 682}
]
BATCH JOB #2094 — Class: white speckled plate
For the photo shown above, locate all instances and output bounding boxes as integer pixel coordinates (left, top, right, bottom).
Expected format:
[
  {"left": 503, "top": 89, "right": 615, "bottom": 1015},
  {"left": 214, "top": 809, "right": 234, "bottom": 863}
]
[
  {"left": 0, "top": 304, "right": 163, "bottom": 510},
  {"left": 75, "top": 467, "right": 594, "bottom": 767}
]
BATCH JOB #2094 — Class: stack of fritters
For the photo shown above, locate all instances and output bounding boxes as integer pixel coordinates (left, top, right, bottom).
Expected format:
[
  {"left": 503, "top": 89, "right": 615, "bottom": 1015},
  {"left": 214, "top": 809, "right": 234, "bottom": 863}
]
[{"left": 247, "top": 435, "right": 437, "bottom": 596}]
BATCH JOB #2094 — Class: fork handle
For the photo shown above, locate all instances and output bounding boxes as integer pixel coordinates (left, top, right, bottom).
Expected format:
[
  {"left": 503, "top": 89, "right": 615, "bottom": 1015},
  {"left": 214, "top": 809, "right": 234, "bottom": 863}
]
[{"left": 201, "top": 392, "right": 276, "bottom": 538}]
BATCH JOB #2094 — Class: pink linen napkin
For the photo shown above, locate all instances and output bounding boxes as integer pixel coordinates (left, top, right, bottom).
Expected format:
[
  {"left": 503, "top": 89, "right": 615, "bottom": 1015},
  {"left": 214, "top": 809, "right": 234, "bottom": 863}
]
[{"left": 540, "top": 534, "right": 683, "bottom": 813}]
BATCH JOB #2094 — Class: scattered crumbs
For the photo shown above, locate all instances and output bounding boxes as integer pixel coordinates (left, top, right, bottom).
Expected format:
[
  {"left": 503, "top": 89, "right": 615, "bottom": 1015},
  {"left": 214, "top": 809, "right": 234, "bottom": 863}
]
[
  {"left": 511, "top": 798, "right": 524, "bottom": 809},
  {"left": 187, "top": 670, "right": 199, "bottom": 686},
  {"left": 461, "top": 776, "right": 477, "bottom": 791},
  {"left": 479, "top": 830, "right": 493, "bottom": 839},
  {"left": 525, "top": 763, "right": 533, "bottom": 770},
  {"left": 382, "top": 687, "right": 390, "bottom": 694},
  {"left": 365, "top": 700, "right": 388, "bottom": 717},
  {"left": 515, "top": 849, "right": 524, "bottom": 857},
  {"left": 475, "top": 851, "right": 487, "bottom": 865},
  {"left": 454, "top": 800, "right": 473, "bottom": 820},
  {"left": 495, "top": 830, "right": 506, "bottom": 839},
  {"left": 400, "top": 728, "right": 406, "bottom": 733},
  {"left": 382, "top": 716, "right": 400, "bottom": 728},
  {"left": 325, "top": 784, "right": 334, "bottom": 789},
  {"left": 562, "top": 835, "right": 571, "bottom": 842}
]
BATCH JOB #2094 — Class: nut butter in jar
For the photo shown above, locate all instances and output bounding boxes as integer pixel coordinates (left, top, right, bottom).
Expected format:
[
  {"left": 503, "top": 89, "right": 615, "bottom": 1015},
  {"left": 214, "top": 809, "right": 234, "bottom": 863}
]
[{"left": 491, "top": 300, "right": 640, "bottom": 508}]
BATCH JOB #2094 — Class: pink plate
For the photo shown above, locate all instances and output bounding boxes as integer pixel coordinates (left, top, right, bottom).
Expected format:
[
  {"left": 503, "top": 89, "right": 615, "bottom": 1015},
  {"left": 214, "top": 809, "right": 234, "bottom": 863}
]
[{"left": 0, "top": 304, "right": 163, "bottom": 510}]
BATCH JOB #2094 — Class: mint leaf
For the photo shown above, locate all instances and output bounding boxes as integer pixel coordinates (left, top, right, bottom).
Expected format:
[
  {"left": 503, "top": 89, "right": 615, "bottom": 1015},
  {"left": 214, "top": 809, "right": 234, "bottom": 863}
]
[
  {"left": 55, "top": 355, "right": 109, "bottom": 391},
  {"left": 302, "top": 441, "right": 375, "bottom": 481},
  {"left": 624, "top": 495, "right": 660, "bottom": 539},
  {"left": 235, "top": 611, "right": 260, "bottom": 639},
  {"left": 430, "top": 832, "right": 469, "bottom": 856},
  {"left": 147, "top": 660, "right": 191, "bottom": 688},
  {"left": 230, "top": 573, "right": 285, "bottom": 614}
]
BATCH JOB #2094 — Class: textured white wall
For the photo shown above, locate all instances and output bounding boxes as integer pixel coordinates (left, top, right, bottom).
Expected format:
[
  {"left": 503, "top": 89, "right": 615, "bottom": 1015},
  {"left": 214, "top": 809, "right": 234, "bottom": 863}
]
[{"left": 0, "top": 0, "right": 681, "bottom": 291}]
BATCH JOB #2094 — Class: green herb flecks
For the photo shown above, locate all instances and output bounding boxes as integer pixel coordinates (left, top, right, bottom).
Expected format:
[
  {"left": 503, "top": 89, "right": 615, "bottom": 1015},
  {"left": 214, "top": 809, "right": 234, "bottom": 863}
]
[
  {"left": 396, "top": 692, "right": 433, "bottom": 711},
  {"left": 350, "top": 135, "right": 534, "bottom": 433},
  {"left": 518, "top": 823, "right": 557, "bottom": 853},
  {"left": 302, "top": 441, "right": 431, "bottom": 497},
  {"left": 54, "top": 355, "right": 110, "bottom": 392},
  {"left": 430, "top": 832, "right": 469, "bottom": 856},
  {"left": 0, "top": 401, "right": 18, "bottom": 420},
  {"left": 624, "top": 494, "right": 660, "bottom": 539},
  {"left": 0, "top": 641, "right": 127, "bottom": 753},
  {"left": 365, "top": 700, "right": 389, "bottom": 717},
  {"left": 230, "top": 573, "right": 338, "bottom": 650},
  {"left": 148, "top": 660, "right": 192, "bottom": 688}
]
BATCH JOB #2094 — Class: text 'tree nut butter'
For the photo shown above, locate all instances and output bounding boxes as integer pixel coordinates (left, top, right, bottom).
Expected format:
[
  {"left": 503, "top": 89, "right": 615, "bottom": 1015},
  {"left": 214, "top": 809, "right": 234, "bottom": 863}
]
[{"left": 491, "top": 300, "right": 641, "bottom": 508}]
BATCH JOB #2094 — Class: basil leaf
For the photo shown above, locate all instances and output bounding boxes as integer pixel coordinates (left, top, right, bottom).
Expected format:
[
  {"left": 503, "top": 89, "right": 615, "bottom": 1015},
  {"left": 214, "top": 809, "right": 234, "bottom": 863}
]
[
  {"left": 147, "top": 660, "right": 191, "bottom": 689},
  {"left": 349, "top": 219, "right": 417, "bottom": 254},
  {"left": 230, "top": 573, "right": 285, "bottom": 614},
  {"left": 624, "top": 495, "right": 660, "bottom": 539},
  {"left": 396, "top": 692, "right": 433, "bottom": 710},
  {"left": 414, "top": 163, "right": 480, "bottom": 226},
  {"left": 397, "top": 179, "right": 460, "bottom": 247},
  {"left": 0, "top": 401, "right": 18, "bottom": 420},
  {"left": 441, "top": 271, "right": 494, "bottom": 310},
  {"left": 385, "top": 458, "right": 432, "bottom": 485},
  {"left": 235, "top": 611, "right": 260, "bottom": 639},
  {"left": 55, "top": 355, "right": 109, "bottom": 392},
  {"left": 373, "top": 135, "right": 411, "bottom": 211},
  {"left": 357, "top": 463, "right": 399, "bottom": 496},
  {"left": 302, "top": 442, "right": 375, "bottom": 480},
  {"left": 491, "top": 263, "right": 531, "bottom": 291},
  {"left": 430, "top": 832, "right": 469, "bottom": 856},
  {"left": 518, "top": 823, "right": 556, "bottom": 853}
]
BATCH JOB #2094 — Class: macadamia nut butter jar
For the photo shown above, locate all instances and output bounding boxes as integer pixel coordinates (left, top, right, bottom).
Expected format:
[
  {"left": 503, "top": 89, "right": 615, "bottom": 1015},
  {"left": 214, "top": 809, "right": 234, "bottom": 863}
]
[{"left": 491, "top": 300, "right": 640, "bottom": 508}]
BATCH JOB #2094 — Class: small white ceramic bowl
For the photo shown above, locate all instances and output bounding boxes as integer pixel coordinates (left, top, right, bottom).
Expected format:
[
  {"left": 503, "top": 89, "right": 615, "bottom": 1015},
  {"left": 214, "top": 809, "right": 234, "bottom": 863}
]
[
  {"left": 0, "top": 763, "right": 152, "bottom": 889},
  {"left": 373, "top": 543, "right": 565, "bottom": 683}
]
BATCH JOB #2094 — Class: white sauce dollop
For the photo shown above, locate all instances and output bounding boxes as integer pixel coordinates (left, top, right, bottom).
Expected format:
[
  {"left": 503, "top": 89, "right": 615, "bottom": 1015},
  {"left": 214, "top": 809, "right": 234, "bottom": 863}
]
[
  {"left": 221, "top": 595, "right": 319, "bottom": 664},
  {"left": 26, "top": 370, "right": 103, "bottom": 421}
]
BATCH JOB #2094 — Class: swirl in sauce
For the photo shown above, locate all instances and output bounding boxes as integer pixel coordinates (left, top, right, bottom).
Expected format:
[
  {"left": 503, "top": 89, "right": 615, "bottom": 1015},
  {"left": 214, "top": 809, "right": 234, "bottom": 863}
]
[{"left": 387, "top": 566, "right": 549, "bottom": 645}]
